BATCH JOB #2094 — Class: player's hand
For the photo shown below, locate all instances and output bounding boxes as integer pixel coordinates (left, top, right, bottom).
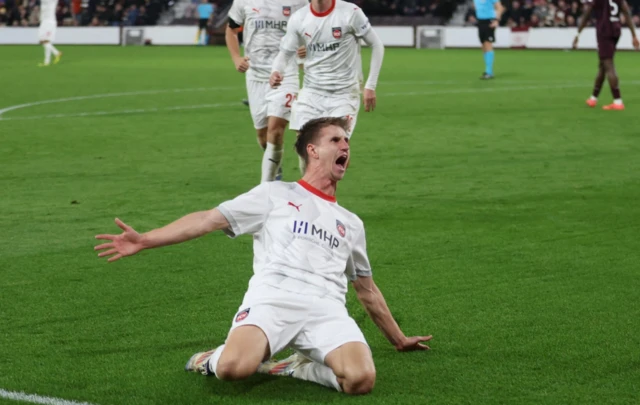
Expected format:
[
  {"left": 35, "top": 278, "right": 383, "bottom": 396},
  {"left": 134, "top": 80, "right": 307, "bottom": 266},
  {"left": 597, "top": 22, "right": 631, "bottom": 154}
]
[
  {"left": 234, "top": 56, "right": 250, "bottom": 73},
  {"left": 395, "top": 335, "right": 432, "bottom": 352},
  {"left": 297, "top": 45, "right": 307, "bottom": 59},
  {"left": 363, "top": 88, "right": 376, "bottom": 112},
  {"left": 490, "top": 19, "right": 498, "bottom": 28},
  {"left": 270, "top": 71, "right": 283, "bottom": 88},
  {"left": 94, "top": 218, "right": 145, "bottom": 262},
  {"left": 633, "top": 36, "right": 639, "bottom": 50},
  {"left": 572, "top": 36, "right": 579, "bottom": 50}
]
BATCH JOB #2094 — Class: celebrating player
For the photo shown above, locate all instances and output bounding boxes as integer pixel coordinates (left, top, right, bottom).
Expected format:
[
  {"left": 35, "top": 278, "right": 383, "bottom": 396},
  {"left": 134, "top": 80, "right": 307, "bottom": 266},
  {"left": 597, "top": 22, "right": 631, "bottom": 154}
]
[
  {"left": 472, "top": 0, "right": 504, "bottom": 80},
  {"left": 269, "top": 0, "right": 385, "bottom": 143},
  {"left": 573, "top": 0, "right": 639, "bottom": 110},
  {"left": 38, "top": 0, "right": 62, "bottom": 67},
  {"left": 225, "top": 0, "right": 308, "bottom": 183},
  {"left": 94, "top": 117, "right": 432, "bottom": 395}
]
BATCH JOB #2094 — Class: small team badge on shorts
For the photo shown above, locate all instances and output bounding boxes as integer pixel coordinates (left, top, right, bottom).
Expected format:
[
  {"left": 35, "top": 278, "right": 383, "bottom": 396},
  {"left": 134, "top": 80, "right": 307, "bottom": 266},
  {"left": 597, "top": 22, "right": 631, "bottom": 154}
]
[
  {"left": 332, "top": 27, "right": 342, "bottom": 39},
  {"left": 336, "top": 219, "right": 346, "bottom": 237},
  {"left": 235, "top": 308, "right": 250, "bottom": 322},
  {"left": 282, "top": 6, "right": 291, "bottom": 16}
]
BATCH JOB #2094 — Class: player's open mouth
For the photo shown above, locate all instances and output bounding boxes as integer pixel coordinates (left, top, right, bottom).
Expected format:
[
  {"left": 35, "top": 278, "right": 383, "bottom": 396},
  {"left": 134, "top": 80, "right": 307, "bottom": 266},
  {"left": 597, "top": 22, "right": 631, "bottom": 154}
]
[{"left": 335, "top": 155, "right": 348, "bottom": 169}]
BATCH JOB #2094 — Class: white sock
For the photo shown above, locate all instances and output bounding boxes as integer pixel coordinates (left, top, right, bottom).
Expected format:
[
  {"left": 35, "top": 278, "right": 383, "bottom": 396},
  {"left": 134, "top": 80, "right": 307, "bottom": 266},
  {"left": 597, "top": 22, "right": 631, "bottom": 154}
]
[
  {"left": 589, "top": 95, "right": 597, "bottom": 101},
  {"left": 291, "top": 361, "right": 342, "bottom": 391},
  {"left": 614, "top": 98, "right": 623, "bottom": 105},
  {"left": 298, "top": 155, "right": 307, "bottom": 175},
  {"left": 207, "top": 344, "right": 225, "bottom": 378},
  {"left": 47, "top": 43, "right": 60, "bottom": 56},
  {"left": 43, "top": 44, "right": 51, "bottom": 65},
  {"left": 261, "top": 142, "right": 283, "bottom": 183}
]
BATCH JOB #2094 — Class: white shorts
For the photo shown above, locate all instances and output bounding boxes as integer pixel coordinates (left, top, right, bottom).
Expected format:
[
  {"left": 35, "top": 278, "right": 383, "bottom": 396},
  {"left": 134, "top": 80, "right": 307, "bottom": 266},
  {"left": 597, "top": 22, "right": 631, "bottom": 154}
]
[
  {"left": 38, "top": 21, "right": 57, "bottom": 42},
  {"left": 228, "top": 284, "right": 368, "bottom": 363},
  {"left": 246, "top": 79, "right": 298, "bottom": 130},
  {"left": 290, "top": 89, "right": 360, "bottom": 137}
]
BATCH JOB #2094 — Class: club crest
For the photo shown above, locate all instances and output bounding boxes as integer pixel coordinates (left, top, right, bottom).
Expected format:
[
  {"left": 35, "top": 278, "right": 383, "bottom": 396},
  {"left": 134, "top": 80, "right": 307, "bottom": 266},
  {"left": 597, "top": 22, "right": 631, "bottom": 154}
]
[
  {"left": 336, "top": 220, "right": 346, "bottom": 237},
  {"left": 332, "top": 27, "right": 342, "bottom": 39},
  {"left": 235, "top": 308, "right": 250, "bottom": 322},
  {"left": 283, "top": 6, "right": 291, "bottom": 16}
]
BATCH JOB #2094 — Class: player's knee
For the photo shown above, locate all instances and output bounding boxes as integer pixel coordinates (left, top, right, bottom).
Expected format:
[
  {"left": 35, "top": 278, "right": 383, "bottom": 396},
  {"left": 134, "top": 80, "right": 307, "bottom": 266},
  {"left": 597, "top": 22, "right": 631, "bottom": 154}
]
[
  {"left": 343, "top": 367, "right": 376, "bottom": 395},
  {"left": 215, "top": 357, "right": 254, "bottom": 381},
  {"left": 267, "top": 126, "right": 285, "bottom": 143}
]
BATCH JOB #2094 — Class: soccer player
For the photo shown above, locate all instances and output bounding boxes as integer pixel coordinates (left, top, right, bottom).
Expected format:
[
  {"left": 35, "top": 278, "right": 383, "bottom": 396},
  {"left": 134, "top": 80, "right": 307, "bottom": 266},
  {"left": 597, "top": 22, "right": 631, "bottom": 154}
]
[
  {"left": 195, "top": 0, "right": 214, "bottom": 46},
  {"left": 573, "top": 0, "right": 639, "bottom": 110},
  {"left": 472, "top": 0, "right": 504, "bottom": 80},
  {"left": 38, "top": 0, "right": 62, "bottom": 67},
  {"left": 225, "top": 0, "right": 308, "bottom": 183},
  {"left": 269, "top": 0, "right": 385, "bottom": 142},
  {"left": 94, "top": 117, "right": 432, "bottom": 395}
]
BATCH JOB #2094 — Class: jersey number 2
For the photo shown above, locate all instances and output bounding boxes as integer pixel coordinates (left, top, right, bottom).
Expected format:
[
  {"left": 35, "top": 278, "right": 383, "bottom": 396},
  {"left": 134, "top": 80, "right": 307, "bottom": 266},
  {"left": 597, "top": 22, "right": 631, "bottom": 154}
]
[
  {"left": 285, "top": 93, "right": 295, "bottom": 108},
  {"left": 609, "top": 0, "right": 619, "bottom": 21}
]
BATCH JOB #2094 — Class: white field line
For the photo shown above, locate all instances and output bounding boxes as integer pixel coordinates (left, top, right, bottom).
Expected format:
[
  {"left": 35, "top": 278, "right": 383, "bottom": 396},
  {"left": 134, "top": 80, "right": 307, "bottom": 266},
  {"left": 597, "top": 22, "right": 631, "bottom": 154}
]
[
  {"left": 0, "top": 102, "right": 238, "bottom": 121},
  {"left": 0, "top": 389, "right": 98, "bottom": 405},
  {"left": 2, "top": 81, "right": 639, "bottom": 122},
  {"left": 0, "top": 86, "right": 241, "bottom": 119}
]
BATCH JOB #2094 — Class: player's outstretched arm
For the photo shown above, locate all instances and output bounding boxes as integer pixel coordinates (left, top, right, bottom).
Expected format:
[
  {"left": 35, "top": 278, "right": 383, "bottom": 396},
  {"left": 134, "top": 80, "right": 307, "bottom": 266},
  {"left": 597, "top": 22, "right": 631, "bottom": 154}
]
[
  {"left": 95, "top": 209, "right": 229, "bottom": 262},
  {"left": 621, "top": 1, "right": 640, "bottom": 49},
  {"left": 352, "top": 275, "right": 432, "bottom": 351},
  {"left": 573, "top": 4, "right": 593, "bottom": 49}
]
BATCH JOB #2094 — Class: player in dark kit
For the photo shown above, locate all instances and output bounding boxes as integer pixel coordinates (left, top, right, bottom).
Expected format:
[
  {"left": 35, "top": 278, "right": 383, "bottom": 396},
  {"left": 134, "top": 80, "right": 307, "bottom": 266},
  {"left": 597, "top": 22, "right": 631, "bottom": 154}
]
[{"left": 573, "top": 0, "right": 639, "bottom": 110}]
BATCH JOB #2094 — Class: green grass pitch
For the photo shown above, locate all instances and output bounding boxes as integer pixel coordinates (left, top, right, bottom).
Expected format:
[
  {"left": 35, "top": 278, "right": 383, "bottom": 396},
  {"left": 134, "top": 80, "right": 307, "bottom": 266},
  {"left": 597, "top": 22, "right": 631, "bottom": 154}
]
[{"left": 1, "top": 45, "right": 639, "bottom": 405}]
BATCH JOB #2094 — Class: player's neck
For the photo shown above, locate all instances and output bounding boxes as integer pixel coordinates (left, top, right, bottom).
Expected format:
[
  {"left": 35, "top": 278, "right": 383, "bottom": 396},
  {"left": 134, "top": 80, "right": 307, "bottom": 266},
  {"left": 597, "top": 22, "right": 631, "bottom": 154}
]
[
  {"left": 300, "top": 172, "right": 338, "bottom": 200},
  {"left": 310, "top": 0, "right": 335, "bottom": 15}
]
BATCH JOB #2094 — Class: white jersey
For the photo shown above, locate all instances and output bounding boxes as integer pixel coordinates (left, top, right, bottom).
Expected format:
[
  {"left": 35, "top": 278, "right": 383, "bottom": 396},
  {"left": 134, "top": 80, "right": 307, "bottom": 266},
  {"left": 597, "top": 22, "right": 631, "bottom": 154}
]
[
  {"left": 218, "top": 180, "right": 372, "bottom": 304},
  {"left": 40, "top": 0, "right": 58, "bottom": 23},
  {"left": 229, "top": 0, "right": 307, "bottom": 82},
  {"left": 280, "top": 0, "right": 371, "bottom": 95}
]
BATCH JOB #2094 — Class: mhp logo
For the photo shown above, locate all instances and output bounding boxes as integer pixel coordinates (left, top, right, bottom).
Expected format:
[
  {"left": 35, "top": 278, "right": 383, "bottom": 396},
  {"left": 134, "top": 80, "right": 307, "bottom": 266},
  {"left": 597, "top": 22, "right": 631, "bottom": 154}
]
[{"left": 293, "top": 220, "right": 340, "bottom": 249}]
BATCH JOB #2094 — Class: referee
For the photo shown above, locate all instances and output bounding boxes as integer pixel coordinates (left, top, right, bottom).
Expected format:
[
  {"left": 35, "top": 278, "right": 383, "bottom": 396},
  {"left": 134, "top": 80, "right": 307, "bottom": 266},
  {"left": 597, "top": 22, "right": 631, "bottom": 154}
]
[
  {"left": 196, "top": 0, "right": 215, "bottom": 45},
  {"left": 473, "top": 0, "right": 504, "bottom": 79}
]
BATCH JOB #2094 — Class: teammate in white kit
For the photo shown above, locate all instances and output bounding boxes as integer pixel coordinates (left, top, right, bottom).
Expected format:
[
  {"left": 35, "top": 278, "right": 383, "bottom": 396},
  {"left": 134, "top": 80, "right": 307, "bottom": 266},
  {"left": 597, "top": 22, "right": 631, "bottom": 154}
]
[
  {"left": 270, "top": 0, "right": 384, "bottom": 141},
  {"left": 38, "top": 0, "right": 62, "bottom": 67},
  {"left": 94, "top": 117, "right": 432, "bottom": 395},
  {"left": 225, "top": 0, "right": 308, "bottom": 183}
]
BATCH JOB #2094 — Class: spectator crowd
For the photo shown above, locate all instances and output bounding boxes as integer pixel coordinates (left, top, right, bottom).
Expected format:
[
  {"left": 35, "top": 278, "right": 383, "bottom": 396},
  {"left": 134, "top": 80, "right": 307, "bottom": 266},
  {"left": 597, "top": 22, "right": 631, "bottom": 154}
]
[
  {"left": 466, "top": 0, "right": 640, "bottom": 28},
  {"left": 0, "top": 0, "right": 173, "bottom": 26}
]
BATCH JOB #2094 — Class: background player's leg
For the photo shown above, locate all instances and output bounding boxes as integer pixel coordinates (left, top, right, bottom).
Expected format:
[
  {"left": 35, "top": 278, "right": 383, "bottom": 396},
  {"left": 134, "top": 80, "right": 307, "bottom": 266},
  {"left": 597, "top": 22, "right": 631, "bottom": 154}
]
[
  {"left": 482, "top": 41, "right": 495, "bottom": 78},
  {"left": 324, "top": 342, "right": 376, "bottom": 395},
  {"left": 588, "top": 61, "right": 605, "bottom": 106},
  {"left": 42, "top": 40, "right": 51, "bottom": 66},
  {"left": 261, "top": 116, "right": 287, "bottom": 183},
  {"left": 256, "top": 127, "right": 267, "bottom": 150},
  {"left": 47, "top": 43, "right": 61, "bottom": 61},
  {"left": 603, "top": 59, "right": 623, "bottom": 105}
]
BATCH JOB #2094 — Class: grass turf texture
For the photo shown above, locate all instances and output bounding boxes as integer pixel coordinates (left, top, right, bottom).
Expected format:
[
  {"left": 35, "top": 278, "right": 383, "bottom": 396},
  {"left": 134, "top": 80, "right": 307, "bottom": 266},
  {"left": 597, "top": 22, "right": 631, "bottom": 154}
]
[{"left": 1, "top": 46, "right": 639, "bottom": 405}]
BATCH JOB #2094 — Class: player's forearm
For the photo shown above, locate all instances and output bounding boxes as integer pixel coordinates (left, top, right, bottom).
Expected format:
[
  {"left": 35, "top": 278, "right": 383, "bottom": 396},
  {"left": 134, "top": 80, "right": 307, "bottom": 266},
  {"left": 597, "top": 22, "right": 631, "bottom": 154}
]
[
  {"left": 577, "top": 6, "right": 592, "bottom": 33},
  {"left": 357, "top": 282, "right": 407, "bottom": 349},
  {"left": 621, "top": 3, "right": 637, "bottom": 37},
  {"left": 271, "top": 49, "right": 296, "bottom": 74},
  {"left": 362, "top": 30, "right": 384, "bottom": 90},
  {"left": 225, "top": 26, "right": 242, "bottom": 61},
  {"left": 140, "top": 209, "right": 227, "bottom": 249}
]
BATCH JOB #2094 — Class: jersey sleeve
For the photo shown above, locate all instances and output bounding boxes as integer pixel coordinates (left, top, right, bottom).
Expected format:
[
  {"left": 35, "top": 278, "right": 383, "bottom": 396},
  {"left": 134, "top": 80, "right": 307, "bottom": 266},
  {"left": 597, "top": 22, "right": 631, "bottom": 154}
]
[
  {"left": 217, "top": 183, "right": 272, "bottom": 238},
  {"left": 349, "top": 7, "right": 372, "bottom": 38},
  {"left": 228, "top": 0, "right": 244, "bottom": 26},
  {"left": 345, "top": 221, "right": 373, "bottom": 281},
  {"left": 280, "top": 12, "right": 303, "bottom": 51}
]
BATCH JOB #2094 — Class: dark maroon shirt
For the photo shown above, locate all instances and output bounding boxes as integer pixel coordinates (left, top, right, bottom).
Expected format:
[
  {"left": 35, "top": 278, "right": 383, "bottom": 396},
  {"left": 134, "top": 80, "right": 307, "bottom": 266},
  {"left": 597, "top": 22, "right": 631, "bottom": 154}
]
[{"left": 588, "top": 0, "right": 623, "bottom": 37}]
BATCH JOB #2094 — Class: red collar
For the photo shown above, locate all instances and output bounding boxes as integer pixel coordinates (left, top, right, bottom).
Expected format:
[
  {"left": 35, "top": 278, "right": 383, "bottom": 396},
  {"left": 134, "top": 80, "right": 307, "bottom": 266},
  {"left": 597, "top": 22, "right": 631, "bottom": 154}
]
[
  {"left": 310, "top": 0, "right": 335, "bottom": 17},
  {"left": 297, "top": 180, "right": 337, "bottom": 203}
]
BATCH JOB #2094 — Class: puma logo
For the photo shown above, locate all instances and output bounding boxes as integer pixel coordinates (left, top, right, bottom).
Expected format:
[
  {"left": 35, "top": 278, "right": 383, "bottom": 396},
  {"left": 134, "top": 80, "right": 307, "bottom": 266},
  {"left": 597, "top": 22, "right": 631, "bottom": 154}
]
[
  {"left": 304, "top": 32, "right": 312, "bottom": 38},
  {"left": 252, "top": 7, "right": 260, "bottom": 13},
  {"left": 288, "top": 202, "right": 302, "bottom": 211}
]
